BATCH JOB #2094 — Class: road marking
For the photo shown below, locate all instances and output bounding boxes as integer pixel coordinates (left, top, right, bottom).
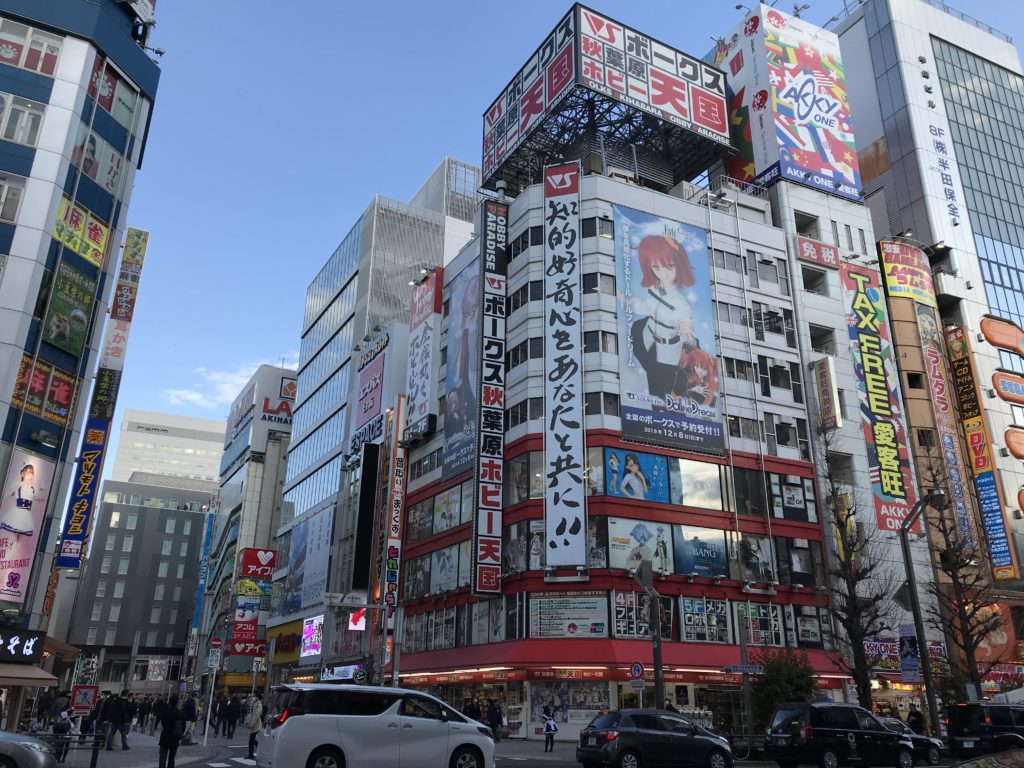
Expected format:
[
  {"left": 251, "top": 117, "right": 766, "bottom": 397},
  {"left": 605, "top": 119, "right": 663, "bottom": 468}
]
[
  {"left": 231, "top": 759, "right": 256, "bottom": 766},
  {"left": 208, "top": 764, "right": 231, "bottom": 767}
]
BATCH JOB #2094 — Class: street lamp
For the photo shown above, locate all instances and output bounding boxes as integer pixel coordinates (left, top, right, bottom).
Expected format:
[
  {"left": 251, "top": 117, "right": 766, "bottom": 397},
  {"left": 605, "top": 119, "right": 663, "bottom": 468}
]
[{"left": 899, "top": 488, "right": 946, "bottom": 736}]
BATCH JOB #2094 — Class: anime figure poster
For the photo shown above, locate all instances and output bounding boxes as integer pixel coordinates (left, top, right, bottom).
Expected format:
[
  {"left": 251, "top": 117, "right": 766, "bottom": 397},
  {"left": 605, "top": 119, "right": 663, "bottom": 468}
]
[
  {"left": 441, "top": 258, "right": 481, "bottom": 480},
  {"left": 0, "top": 450, "right": 55, "bottom": 604},
  {"left": 614, "top": 205, "right": 724, "bottom": 453},
  {"left": 607, "top": 517, "right": 675, "bottom": 574}
]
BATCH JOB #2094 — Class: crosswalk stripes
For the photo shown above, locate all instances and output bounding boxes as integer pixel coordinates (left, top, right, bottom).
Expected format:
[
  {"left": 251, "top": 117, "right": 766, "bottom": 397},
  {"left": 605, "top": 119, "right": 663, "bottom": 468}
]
[{"left": 203, "top": 760, "right": 254, "bottom": 767}]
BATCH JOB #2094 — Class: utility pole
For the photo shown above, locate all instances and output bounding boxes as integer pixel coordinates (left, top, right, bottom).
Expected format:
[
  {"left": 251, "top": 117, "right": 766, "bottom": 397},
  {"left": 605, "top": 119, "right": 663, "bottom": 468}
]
[
  {"left": 739, "top": 614, "right": 753, "bottom": 735},
  {"left": 632, "top": 562, "right": 665, "bottom": 708}
]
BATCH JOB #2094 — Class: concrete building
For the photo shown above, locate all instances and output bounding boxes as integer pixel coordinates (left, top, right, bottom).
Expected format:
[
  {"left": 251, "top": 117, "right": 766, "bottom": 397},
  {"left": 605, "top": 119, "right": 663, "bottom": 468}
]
[
  {"left": 0, "top": 0, "right": 159, "bottom": 636},
  {"left": 109, "top": 408, "right": 224, "bottom": 482}
]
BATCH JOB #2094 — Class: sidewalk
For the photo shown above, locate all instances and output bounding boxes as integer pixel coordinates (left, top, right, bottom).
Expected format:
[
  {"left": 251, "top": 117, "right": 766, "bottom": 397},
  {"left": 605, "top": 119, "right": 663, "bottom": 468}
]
[
  {"left": 495, "top": 738, "right": 577, "bottom": 759},
  {"left": 36, "top": 728, "right": 222, "bottom": 768}
]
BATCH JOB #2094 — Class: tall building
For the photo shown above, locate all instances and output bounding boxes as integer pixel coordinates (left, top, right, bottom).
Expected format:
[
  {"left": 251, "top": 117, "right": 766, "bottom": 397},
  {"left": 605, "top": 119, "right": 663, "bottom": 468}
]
[
  {"left": 195, "top": 365, "right": 294, "bottom": 691},
  {"left": 265, "top": 158, "right": 478, "bottom": 675},
  {"left": 0, "top": 0, "right": 159, "bottom": 635},
  {"left": 109, "top": 408, "right": 224, "bottom": 482},
  {"left": 66, "top": 473, "right": 213, "bottom": 696}
]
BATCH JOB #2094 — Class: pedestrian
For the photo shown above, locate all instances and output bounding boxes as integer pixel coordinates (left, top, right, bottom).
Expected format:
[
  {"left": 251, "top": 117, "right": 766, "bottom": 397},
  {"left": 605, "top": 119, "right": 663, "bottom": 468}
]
[
  {"left": 487, "top": 699, "right": 502, "bottom": 743},
  {"left": 52, "top": 708, "right": 72, "bottom": 763},
  {"left": 36, "top": 688, "right": 53, "bottom": 727},
  {"left": 50, "top": 690, "right": 70, "bottom": 726},
  {"left": 542, "top": 705, "right": 558, "bottom": 752},
  {"left": 151, "top": 697, "right": 166, "bottom": 736},
  {"left": 245, "top": 691, "right": 263, "bottom": 759},
  {"left": 211, "top": 693, "right": 226, "bottom": 736},
  {"left": 158, "top": 694, "right": 183, "bottom": 768},
  {"left": 104, "top": 689, "right": 130, "bottom": 750},
  {"left": 182, "top": 693, "right": 197, "bottom": 745},
  {"left": 124, "top": 693, "right": 137, "bottom": 736},
  {"left": 225, "top": 694, "right": 240, "bottom": 739},
  {"left": 664, "top": 699, "right": 679, "bottom": 713},
  {"left": 907, "top": 703, "right": 925, "bottom": 734}
]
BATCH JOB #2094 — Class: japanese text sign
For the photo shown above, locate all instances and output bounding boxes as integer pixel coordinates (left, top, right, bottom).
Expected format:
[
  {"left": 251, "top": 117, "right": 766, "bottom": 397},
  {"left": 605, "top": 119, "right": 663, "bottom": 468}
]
[
  {"left": 879, "top": 241, "right": 936, "bottom": 308},
  {"left": 404, "top": 268, "right": 442, "bottom": 443},
  {"left": 0, "top": 450, "right": 55, "bottom": 601},
  {"left": 57, "top": 418, "right": 108, "bottom": 568}
]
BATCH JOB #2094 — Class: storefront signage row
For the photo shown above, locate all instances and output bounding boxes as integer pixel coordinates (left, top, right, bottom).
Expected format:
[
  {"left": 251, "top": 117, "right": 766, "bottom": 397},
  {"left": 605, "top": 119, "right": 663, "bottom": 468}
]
[{"left": 400, "top": 668, "right": 844, "bottom": 687}]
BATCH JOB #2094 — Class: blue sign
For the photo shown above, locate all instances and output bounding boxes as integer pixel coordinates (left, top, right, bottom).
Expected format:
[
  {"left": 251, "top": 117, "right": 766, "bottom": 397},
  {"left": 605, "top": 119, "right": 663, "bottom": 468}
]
[
  {"left": 604, "top": 448, "right": 669, "bottom": 503},
  {"left": 56, "top": 417, "right": 109, "bottom": 568},
  {"left": 630, "top": 662, "right": 644, "bottom": 678},
  {"left": 673, "top": 524, "right": 728, "bottom": 578},
  {"left": 192, "top": 512, "right": 214, "bottom": 630}
]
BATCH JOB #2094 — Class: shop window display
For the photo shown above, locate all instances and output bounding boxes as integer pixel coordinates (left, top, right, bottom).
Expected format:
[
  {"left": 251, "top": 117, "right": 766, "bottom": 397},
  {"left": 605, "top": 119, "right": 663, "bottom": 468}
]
[
  {"left": 673, "top": 525, "right": 728, "bottom": 578},
  {"left": 680, "top": 597, "right": 730, "bottom": 643}
]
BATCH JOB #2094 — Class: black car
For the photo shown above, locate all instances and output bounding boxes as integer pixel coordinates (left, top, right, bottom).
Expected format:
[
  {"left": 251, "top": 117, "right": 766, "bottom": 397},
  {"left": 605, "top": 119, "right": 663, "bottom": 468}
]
[
  {"left": 577, "top": 709, "right": 733, "bottom": 768},
  {"left": 946, "top": 703, "right": 1024, "bottom": 757},
  {"left": 879, "top": 718, "right": 943, "bottom": 765},
  {"left": 766, "top": 702, "right": 914, "bottom": 768}
]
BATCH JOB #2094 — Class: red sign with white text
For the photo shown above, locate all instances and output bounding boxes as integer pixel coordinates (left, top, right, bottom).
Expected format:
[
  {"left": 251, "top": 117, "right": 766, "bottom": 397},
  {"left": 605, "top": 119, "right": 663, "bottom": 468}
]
[
  {"left": 796, "top": 235, "right": 840, "bottom": 269},
  {"left": 236, "top": 548, "right": 277, "bottom": 579}
]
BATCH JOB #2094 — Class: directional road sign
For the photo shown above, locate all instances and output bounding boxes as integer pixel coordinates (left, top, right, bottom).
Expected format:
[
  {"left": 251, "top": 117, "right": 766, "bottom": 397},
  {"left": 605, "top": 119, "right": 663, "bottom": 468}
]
[{"left": 724, "top": 664, "right": 764, "bottom": 674}]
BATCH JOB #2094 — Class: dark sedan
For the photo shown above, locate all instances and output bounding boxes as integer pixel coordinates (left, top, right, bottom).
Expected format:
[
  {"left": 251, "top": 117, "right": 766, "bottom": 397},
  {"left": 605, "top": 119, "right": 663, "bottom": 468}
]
[
  {"left": 880, "top": 718, "right": 943, "bottom": 765},
  {"left": 577, "top": 709, "right": 732, "bottom": 768}
]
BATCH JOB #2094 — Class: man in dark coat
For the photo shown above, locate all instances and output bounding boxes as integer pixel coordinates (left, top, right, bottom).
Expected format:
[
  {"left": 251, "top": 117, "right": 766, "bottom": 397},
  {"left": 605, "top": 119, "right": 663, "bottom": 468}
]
[
  {"left": 104, "top": 690, "right": 130, "bottom": 750},
  {"left": 225, "top": 695, "right": 241, "bottom": 739},
  {"left": 906, "top": 703, "right": 926, "bottom": 734},
  {"left": 158, "top": 695, "right": 183, "bottom": 768}
]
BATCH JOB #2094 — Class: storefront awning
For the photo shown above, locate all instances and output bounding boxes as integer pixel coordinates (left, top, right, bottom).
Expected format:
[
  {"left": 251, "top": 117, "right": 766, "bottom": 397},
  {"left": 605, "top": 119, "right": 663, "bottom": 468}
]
[
  {"left": 43, "top": 636, "right": 80, "bottom": 662},
  {"left": 0, "top": 663, "right": 58, "bottom": 687}
]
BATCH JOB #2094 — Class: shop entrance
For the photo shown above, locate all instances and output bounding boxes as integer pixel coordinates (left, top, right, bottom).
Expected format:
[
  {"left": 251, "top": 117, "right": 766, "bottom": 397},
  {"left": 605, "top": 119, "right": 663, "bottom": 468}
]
[{"left": 696, "top": 685, "right": 745, "bottom": 733}]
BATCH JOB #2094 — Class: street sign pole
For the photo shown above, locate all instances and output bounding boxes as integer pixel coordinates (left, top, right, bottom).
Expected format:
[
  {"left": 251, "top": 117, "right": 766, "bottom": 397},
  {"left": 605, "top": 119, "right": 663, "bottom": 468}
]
[
  {"left": 203, "top": 665, "right": 216, "bottom": 747},
  {"left": 632, "top": 562, "right": 666, "bottom": 709},
  {"left": 739, "top": 615, "right": 753, "bottom": 735}
]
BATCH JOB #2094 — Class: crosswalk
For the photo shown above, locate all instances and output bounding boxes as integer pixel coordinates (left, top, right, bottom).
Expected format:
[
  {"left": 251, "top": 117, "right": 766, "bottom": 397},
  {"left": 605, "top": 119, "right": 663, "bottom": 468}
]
[{"left": 206, "top": 759, "right": 255, "bottom": 767}]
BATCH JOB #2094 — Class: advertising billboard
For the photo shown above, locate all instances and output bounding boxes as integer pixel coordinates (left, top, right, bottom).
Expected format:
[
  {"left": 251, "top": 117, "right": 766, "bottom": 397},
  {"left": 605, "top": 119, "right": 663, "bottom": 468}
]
[
  {"left": 472, "top": 202, "right": 509, "bottom": 594},
  {"left": 283, "top": 506, "right": 334, "bottom": 613},
  {"left": 947, "top": 327, "right": 1017, "bottom": 579},
  {"left": 382, "top": 396, "right": 407, "bottom": 616},
  {"left": 236, "top": 548, "right": 277, "bottom": 581},
  {"left": 607, "top": 517, "right": 674, "bottom": 573},
  {"left": 404, "top": 268, "right": 442, "bottom": 443},
  {"left": 12, "top": 356, "right": 77, "bottom": 428},
  {"left": 542, "top": 163, "right": 587, "bottom": 567},
  {"left": 483, "top": 6, "right": 730, "bottom": 182},
  {"left": 111, "top": 227, "right": 149, "bottom": 322},
  {"left": 528, "top": 591, "right": 608, "bottom": 639},
  {"left": 714, "top": 7, "right": 861, "bottom": 199},
  {"left": 442, "top": 258, "right": 481, "bottom": 480},
  {"left": 0, "top": 449, "right": 55, "bottom": 602},
  {"left": 604, "top": 448, "right": 670, "bottom": 502},
  {"left": 52, "top": 196, "right": 109, "bottom": 268},
  {"left": 614, "top": 205, "right": 723, "bottom": 452},
  {"left": 43, "top": 261, "right": 96, "bottom": 358},
  {"left": 796, "top": 235, "right": 841, "bottom": 269},
  {"left": 841, "top": 264, "right": 918, "bottom": 532},
  {"left": 673, "top": 524, "right": 728, "bottom": 578},
  {"left": 56, "top": 418, "right": 109, "bottom": 568},
  {"left": 811, "top": 357, "right": 842, "bottom": 430},
  {"left": 879, "top": 241, "right": 936, "bottom": 308}
]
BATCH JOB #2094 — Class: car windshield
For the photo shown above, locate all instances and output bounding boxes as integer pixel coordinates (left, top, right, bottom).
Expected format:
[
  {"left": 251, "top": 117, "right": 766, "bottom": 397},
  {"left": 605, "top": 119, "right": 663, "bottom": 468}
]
[
  {"left": 588, "top": 712, "right": 621, "bottom": 730},
  {"left": 882, "top": 719, "right": 905, "bottom": 733},
  {"left": 772, "top": 707, "right": 805, "bottom": 731}
]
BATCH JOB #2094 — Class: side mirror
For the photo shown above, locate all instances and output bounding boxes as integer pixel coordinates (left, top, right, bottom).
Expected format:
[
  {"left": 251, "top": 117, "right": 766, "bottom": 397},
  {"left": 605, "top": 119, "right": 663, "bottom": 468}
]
[{"left": 441, "top": 710, "right": 449, "bottom": 722}]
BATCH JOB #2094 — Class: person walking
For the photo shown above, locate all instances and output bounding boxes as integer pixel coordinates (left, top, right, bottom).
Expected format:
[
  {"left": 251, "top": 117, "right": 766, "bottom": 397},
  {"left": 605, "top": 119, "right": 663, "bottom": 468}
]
[
  {"left": 50, "top": 690, "right": 69, "bottom": 727},
  {"left": 487, "top": 700, "right": 502, "bottom": 743},
  {"left": 225, "top": 694, "right": 241, "bottom": 739},
  {"left": 52, "top": 708, "right": 72, "bottom": 764},
  {"left": 211, "top": 693, "right": 226, "bottom": 736},
  {"left": 104, "top": 690, "right": 130, "bottom": 750},
  {"left": 182, "top": 693, "right": 197, "bottom": 745},
  {"left": 907, "top": 703, "right": 926, "bottom": 734},
  {"left": 245, "top": 691, "right": 263, "bottom": 759},
  {"left": 542, "top": 705, "right": 558, "bottom": 753},
  {"left": 664, "top": 699, "right": 679, "bottom": 713},
  {"left": 158, "top": 695, "right": 183, "bottom": 768}
]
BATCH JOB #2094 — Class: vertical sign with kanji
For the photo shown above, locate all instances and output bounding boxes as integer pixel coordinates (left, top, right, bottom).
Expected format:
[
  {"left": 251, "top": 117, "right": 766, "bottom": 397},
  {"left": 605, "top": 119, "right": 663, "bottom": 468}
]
[
  {"left": 472, "top": 201, "right": 509, "bottom": 595},
  {"left": 542, "top": 162, "right": 587, "bottom": 567}
]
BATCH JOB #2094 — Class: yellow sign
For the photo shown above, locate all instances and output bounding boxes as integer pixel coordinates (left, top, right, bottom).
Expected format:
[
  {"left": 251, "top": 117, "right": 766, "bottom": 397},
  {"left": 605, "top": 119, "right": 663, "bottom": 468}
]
[
  {"left": 52, "top": 196, "right": 109, "bottom": 268},
  {"left": 879, "top": 241, "right": 936, "bottom": 308}
]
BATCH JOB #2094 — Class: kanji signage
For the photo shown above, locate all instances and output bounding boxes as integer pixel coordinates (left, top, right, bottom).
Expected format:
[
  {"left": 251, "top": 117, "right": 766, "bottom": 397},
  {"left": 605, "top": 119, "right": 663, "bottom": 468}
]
[
  {"left": 472, "top": 201, "right": 509, "bottom": 595},
  {"left": 0, "top": 628, "right": 45, "bottom": 664},
  {"left": 542, "top": 162, "right": 587, "bottom": 567},
  {"left": 236, "top": 548, "right": 277, "bottom": 580},
  {"left": 796, "top": 236, "right": 840, "bottom": 269},
  {"left": 383, "top": 395, "right": 407, "bottom": 616},
  {"left": 404, "top": 268, "right": 442, "bottom": 443},
  {"left": 879, "top": 241, "right": 936, "bottom": 308},
  {"left": 52, "top": 196, "right": 109, "bottom": 268},
  {"left": 57, "top": 418, "right": 109, "bottom": 568}
]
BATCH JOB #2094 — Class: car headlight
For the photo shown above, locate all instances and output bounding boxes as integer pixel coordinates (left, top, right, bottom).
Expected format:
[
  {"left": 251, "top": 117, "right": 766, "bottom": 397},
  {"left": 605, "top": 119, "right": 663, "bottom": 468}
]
[{"left": 19, "top": 741, "right": 52, "bottom": 752}]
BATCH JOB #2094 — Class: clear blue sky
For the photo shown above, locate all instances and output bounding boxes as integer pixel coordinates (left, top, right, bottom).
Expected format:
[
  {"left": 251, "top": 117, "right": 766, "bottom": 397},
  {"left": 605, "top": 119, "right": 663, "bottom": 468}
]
[{"left": 116, "top": 0, "right": 1024, "bottom": 427}]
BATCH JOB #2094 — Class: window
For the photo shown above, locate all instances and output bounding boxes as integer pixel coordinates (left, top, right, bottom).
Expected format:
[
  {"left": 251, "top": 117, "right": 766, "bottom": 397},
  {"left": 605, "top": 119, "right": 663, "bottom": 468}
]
[
  {"left": 172, "top": 586, "right": 181, "bottom": 602},
  {"left": 161, "top": 540, "right": 172, "bottom": 556},
  {"left": 176, "top": 563, "right": 184, "bottom": 579},
  {"left": 0, "top": 173, "right": 25, "bottom": 222},
  {"left": 165, "top": 518, "right": 176, "bottom": 534},
  {"left": 87, "top": 627, "right": 97, "bottom": 644},
  {"left": 906, "top": 372, "right": 925, "bottom": 389},
  {"left": 154, "top": 584, "right": 164, "bottom": 601},
  {"left": 91, "top": 604, "right": 101, "bottom": 621},
  {"left": 157, "top": 561, "right": 168, "bottom": 578},
  {"left": 179, "top": 541, "right": 188, "bottom": 557},
  {"left": 150, "top": 607, "right": 161, "bottom": 624},
  {"left": 126, "top": 513, "right": 137, "bottom": 530},
  {"left": 117, "top": 557, "right": 129, "bottom": 574},
  {"left": 0, "top": 22, "right": 62, "bottom": 77},
  {"left": 96, "top": 579, "right": 106, "bottom": 598},
  {"left": 182, "top": 519, "right": 191, "bottom": 535},
  {"left": 109, "top": 604, "right": 121, "bottom": 622},
  {"left": 831, "top": 220, "right": 841, "bottom": 247},
  {"left": 100, "top": 556, "right": 111, "bottom": 574},
  {"left": 844, "top": 224, "right": 854, "bottom": 251},
  {"left": 169, "top": 608, "right": 178, "bottom": 625},
  {"left": 109, "top": 511, "right": 120, "bottom": 527},
  {"left": 917, "top": 429, "right": 937, "bottom": 449},
  {"left": 104, "top": 628, "right": 115, "bottom": 646},
  {"left": 123, "top": 535, "right": 133, "bottom": 553},
  {"left": 105, "top": 534, "right": 115, "bottom": 551},
  {"left": 583, "top": 330, "right": 617, "bottom": 354},
  {"left": 401, "top": 695, "right": 444, "bottom": 720},
  {"left": 146, "top": 630, "right": 157, "bottom": 646},
  {"left": 808, "top": 324, "right": 835, "bottom": 354},
  {"left": 2, "top": 96, "right": 44, "bottom": 146},
  {"left": 166, "top": 632, "right": 175, "bottom": 646},
  {"left": 802, "top": 266, "right": 828, "bottom": 295},
  {"left": 712, "top": 249, "right": 744, "bottom": 273},
  {"left": 582, "top": 273, "right": 616, "bottom": 295},
  {"left": 113, "top": 581, "right": 125, "bottom": 598},
  {"left": 724, "top": 357, "right": 755, "bottom": 383}
]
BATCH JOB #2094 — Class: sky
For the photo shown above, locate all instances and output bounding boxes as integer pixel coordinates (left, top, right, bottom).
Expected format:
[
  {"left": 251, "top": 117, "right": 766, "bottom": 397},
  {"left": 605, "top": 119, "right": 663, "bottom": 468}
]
[{"left": 113, "top": 0, "right": 1024, "bottom": 436}]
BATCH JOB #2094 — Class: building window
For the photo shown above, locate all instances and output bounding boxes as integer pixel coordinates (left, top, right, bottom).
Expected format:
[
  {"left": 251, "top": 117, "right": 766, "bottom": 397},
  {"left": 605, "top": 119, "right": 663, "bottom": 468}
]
[
  {"left": 165, "top": 632, "right": 175, "bottom": 647},
  {"left": 0, "top": 173, "right": 25, "bottom": 223},
  {"left": 176, "top": 563, "right": 184, "bottom": 579},
  {"left": 182, "top": 519, "right": 192, "bottom": 535},
  {"left": 179, "top": 541, "right": 188, "bottom": 557},
  {"left": 172, "top": 586, "right": 181, "bottom": 602},
  {"left": 157, "top": 561, "right": 168, "bottom": 578},
  {"left": 161, "top": 540, "right": 172, "bottom": 556},
  {"left": 168, "top": 608, "right": 177, "bottom": 625},
  {"left": 154, "top": 584, "right": 164, "bottom": 601},
  {"left": 582, "top": 273, "right": 616, "bottom": 295},
  {"left": 105, "top": 534, "right": 115, "bottom": 551},
  {"left": 123, "top": 535, "right": 133, "bottom": 553},
  {"left": 906, "top": 372, "right": 925, "bottom": 389},
  {"left": 0, "top": 21, "right": 62, "bottom": 77},
  {"left": 831, "top": 220, "right": 840, "bottom": 247},
  {"left": 724, "top": 356, "right": 755, "bottom": 383},
  {"left": 109, "top": 604, "right": 121, "bottom": 622},
  {"left": 117, "top": 557, "right": 129, "bottom": 574},
  {"left": 91, "top": 604, "right": 101, "bottom": 621},
  {"left": 802, "top": 265, "right": 828, "bottom": 296},
  {"left": 165, "top": 518, "right": 176, "bottom": 535},
  {"left": 583, "top": 330, "right": 618, "bottom": 354},
  {"left": 917, "top": 429, "right": 937, "bottom": 449},
  {"left": 146, "top": 630, "right": 157, "bottom": 647},
  {"left": 113, "top": 581, "right": 125, "bottom": 599},
  {"left": 96, "top": 579, "right": 106, "bottom": 598},
  {"left": 150, "top": 607, "right": 161, "bottom": 624},
  {"left": 104, "top": 628, "right": 115, "bottom": 646},
  {"left": 126, "top": 513, "right": 137, "bottom": 530},
  {"left": 109, "top": 512, "right": 120, "bottom": 528},
  {"left": 808, "top": 325, "right": 835, "bottom": 354},
  {"left": 1, "top": 96, "right": 44, "bottom": 146},
  {"left": 87, "top": 627, "right": 97, "bottom": 644},
  {"left": 100, "top": 556, "right": 111, "bottom": 574}
]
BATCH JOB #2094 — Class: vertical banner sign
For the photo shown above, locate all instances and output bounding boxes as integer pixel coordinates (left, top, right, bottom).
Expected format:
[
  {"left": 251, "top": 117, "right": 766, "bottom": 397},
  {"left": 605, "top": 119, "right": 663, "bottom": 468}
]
[
  {"left": 542, "top": 162, "right": 587, "bottom": 567},
  {"left": 899, "top": 623, "right": 921, "bottom": 683},
  {"left": 382, "top": 395, "right": 407, "bottom": 617},
  {"left": 55, "top": 419, "right": 108, "bottom": 568},
  {"left": 879, "top": 241, "right": 936, "bottom": 307},
  {"left": 442, "top": 259, "right": 481, "bottom": 480},
  {"left": 811, "top": 357, "right": 842, "bottom": 430},
  {"left": 192, "top": 512, "right": 214, "bottom": 632},
  {"left": 0, "top": 449, "right": 56, "bottom": 603},
  {"left": 404, "top": 269, "right": 442, "bottom": 443},
  {"left": 841, "top": 264, "right": 918, "bottom": 532},
  {"left": 946, "top": 327, "right": 1017, "bottom": 579},
  {"left": 472, "top": 200, "right": 508, "bottom": 595}
]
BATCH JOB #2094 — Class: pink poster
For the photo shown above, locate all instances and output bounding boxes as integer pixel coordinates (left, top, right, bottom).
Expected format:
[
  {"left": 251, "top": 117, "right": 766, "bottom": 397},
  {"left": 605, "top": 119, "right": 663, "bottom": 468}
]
[{"left": 0, "top": 449, "right": 55, "bottom": 604}]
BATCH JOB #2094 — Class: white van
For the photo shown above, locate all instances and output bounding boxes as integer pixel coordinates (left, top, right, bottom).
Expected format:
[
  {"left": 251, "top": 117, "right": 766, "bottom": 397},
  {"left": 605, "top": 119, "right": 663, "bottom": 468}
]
[{"left": 256, "top": 683, "right": 494, "bottom": 768}]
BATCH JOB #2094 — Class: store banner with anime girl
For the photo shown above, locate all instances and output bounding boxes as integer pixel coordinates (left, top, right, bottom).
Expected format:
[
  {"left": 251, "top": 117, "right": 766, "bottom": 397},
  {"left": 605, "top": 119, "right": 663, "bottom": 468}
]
[
  {"left": 841, "top": 264, "right": 918, "bottom": 532},
  {"left": 0, "top": 449, "right": 55, "bottom": 604},
  {"left": 613, "top": 205, "right": 723, "bottom": 453}
]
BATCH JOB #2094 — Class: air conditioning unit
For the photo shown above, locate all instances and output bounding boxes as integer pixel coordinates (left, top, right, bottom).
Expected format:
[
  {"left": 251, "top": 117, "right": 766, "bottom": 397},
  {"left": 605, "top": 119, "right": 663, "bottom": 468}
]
[
  {"left": 771, "top": 358, "right": 787, "bottom": 368},
  {"left": 758, "top": 255, "right": 775, "bottom": 265}
]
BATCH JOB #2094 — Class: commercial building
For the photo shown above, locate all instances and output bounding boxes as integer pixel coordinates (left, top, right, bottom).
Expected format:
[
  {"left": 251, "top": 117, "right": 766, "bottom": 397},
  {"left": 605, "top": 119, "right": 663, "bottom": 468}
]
[
  {"left": 109, "top": 408, "right": 224, "bottom": 482},
  {"left": 194, "top": 365, "right": 294, "bottom": 691},
  {"left": 65, "top": 473, "right": 213, "bottom": 695},
  {"left": 266, "top": 158, "right": 478, "bottom": 682}
]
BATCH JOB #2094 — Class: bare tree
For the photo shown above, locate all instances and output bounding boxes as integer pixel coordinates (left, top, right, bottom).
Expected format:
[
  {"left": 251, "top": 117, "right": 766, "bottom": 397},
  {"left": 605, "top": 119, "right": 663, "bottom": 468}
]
[{"left": 818, "top": 427, "right": 898, "bottom": 710}]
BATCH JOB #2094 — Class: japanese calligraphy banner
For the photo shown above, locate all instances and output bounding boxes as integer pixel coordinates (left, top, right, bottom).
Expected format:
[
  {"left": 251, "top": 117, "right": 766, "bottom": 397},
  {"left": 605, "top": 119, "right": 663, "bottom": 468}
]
[
  {"left": 542, "top": 163, "right": 587, "bottom": 567},
  {"left": 43, "top": 367, "right": 77, "bottom": 428},
  {"left": 442, "top": 258, "right": 481, "bottom": 481},
  {"left": 43, "top": 261, "right": 96, "bottom": 359},
  {"left": 57, "top": 418, "right": 108, "bottom": 568},
  {"left": 713, "top": 6, "right": 861, "bottom": 199},
  {"left": 879, "top": 241, "right": 936, "bottom": 308},
  {"left": 614, "top": 205, "right": 724, "bottom": 453},
  {"left": 382, "top": 395, "right": 406, "bottom": 616},
  {"left": 111, "top": 228, "right": 149, "bottom": 322},
  {"left": 0, "top": 449, "right": 56, "bottom": 601},
  {"left": 811, "top": 357, "right": 842, "bottom": 431},
  {"left": 946, "top": 327, "right": 1017, "bottom": 579},
  {"left": 404, "top": 268, "right": 442, "bottom": 443},
  {"left": 87, "top": 368, "right": 121, "bottom": 422},
  {"left": 11, "top": 355, "right": 50, "bottom": 418},
  {"left": 191, "top": 512, "right": 214, "bottom": 631},
  {"left": 841, "top": 264, "right": 918, "bottom": 532},
  {"left": 472, "top": 201, "right": 508, "bottom": 594},
  {"left": 915, "top": 303, "right": 976, "bottom": 552}
]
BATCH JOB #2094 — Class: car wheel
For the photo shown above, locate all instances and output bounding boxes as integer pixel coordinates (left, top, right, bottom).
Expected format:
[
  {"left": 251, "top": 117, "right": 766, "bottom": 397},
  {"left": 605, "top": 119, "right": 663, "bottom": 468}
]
[
  {"left": 708, "top": 748, "right": 729, "bottom": 768},
  {"left": 925, "top": 745, "right": 940, "bottom": 766},
  {"left": 619, "top": 749, "right": 642, "bottom": 768},
  {"left": 450, "top": 746, "right": 483, "bottom": 768},
  {"left": 896, "top": 750, "right": 913, "bottom": 768},
  {"left": 306, "top": 747, "right": 344, "bottom": 768},
  {"left": 820, "top": 749, "right": 840, "bottom": 768}
]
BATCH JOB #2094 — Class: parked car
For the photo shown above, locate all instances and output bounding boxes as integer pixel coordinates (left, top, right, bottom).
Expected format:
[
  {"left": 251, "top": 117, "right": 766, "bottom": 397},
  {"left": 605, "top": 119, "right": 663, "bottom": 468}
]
[
  {"left": 0, "top": 730, "right": 56, "bottom": 768},
  {"left": 576, "top": 709, "right": 732, "bottom": 768},
  {"left": 766, "top": 702, "right": 914, "bottom": 768},
  {"left": 256, "top": 683, "right": 493, "bottom": 768},
  {"left": 879, "top": 717, "right": 943, "bottom": 765},
  {"left": 946, "top": 703, "right": 1024, "bottom": 757}
]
